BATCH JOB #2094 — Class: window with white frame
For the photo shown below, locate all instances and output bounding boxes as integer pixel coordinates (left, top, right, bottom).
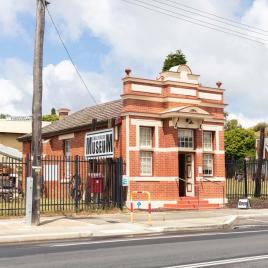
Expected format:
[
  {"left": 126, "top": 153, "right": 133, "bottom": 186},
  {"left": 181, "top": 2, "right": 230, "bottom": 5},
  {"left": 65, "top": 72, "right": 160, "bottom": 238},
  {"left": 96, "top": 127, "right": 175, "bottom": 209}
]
[
  {"left": 140, "top": 127, "right": 152, "bottom": 148},
  {"left": 203, "top": 131, "right": 213, "bottom": 151},
  {"left": 178, "top": 129, "right": 194, "bottom": 148},
  {"left": 140, "top": 151, "right": 152, "bottom": 176},
  {"left": 203, "top": 154, "right": 213, "bottom": 176}
]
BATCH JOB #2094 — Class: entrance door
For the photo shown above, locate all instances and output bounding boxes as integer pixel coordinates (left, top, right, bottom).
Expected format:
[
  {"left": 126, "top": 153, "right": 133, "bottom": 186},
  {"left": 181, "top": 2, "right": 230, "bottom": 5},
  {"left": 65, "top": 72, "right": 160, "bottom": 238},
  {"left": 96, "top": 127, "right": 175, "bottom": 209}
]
[
  {"left": 179, "top": 153, "right": 195, "bottom": 197},
  {"left": 179, "top": 153, "right": 186, "bottom": 196}
]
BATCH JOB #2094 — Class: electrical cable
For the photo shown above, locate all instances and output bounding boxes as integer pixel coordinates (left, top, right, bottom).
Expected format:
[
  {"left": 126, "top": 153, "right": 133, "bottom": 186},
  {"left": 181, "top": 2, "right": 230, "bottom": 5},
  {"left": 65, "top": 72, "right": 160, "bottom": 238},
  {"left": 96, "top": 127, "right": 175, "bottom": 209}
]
[
  {"left": 150, "top": 0, "right": 268, "bottom": 37},
  {"left": 132, "top": 0, "right": 268, "bottom": 42},
  {"left": 44, "top": 3, "right": 98, "bottom": 105},
  {"left": 120, "top": 0, "right": 267, "bottom": 45},
  {"left": 165, "top": 0, "right": 268, "bottom": 33}
]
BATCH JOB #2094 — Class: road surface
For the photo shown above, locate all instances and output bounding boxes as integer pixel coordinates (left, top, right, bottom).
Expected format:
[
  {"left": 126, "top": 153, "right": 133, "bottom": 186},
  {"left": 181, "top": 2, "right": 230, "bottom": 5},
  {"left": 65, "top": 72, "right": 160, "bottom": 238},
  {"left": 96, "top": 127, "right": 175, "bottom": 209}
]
[{"left": 1, "top": 227, "right": 268, "bottom": 267}]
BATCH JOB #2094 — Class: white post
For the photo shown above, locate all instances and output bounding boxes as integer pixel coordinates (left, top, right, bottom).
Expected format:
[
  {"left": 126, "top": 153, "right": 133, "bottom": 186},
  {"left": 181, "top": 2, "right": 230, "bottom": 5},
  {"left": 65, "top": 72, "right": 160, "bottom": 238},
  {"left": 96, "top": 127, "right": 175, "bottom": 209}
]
[{"left": 25, "top": 177, "right": 33, "bottom": 225}]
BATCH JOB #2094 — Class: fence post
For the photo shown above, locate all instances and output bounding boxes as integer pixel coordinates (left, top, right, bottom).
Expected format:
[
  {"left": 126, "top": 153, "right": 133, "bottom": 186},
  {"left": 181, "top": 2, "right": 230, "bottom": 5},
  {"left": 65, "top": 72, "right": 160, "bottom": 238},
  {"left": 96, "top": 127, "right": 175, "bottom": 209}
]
[
  {"left": 244, "top": 159, "right": 248, "bottom": 198},
  {"left": 74, "top": 155, "right": 79, "bottom": 212}
]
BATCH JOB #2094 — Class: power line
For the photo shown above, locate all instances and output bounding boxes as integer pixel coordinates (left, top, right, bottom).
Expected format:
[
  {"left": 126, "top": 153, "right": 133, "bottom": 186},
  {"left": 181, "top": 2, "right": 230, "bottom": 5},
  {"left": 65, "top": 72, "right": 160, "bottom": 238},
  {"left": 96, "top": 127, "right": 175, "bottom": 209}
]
[
  {"left": 132, "top": 0, "right": 268, "bottom": 42},
  {"left": 44, "top": 4, "right": 98, "bottom": 105},
  {"left": 166, "top": 0, "right": 268, "bottom": 34},
  {"left": 121, "top": 0, "right": 268, "bottom": 45},
  {"left": 150, "top": 0, "right": 268, "bottom": 37}
]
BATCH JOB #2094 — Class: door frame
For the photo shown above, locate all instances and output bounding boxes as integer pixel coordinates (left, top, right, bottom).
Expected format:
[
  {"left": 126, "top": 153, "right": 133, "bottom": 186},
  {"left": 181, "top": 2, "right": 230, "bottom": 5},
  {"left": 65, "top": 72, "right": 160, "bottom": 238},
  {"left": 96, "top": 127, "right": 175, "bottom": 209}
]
[{"left": 178, "top": 152, "right": 195, "bottom": 197}]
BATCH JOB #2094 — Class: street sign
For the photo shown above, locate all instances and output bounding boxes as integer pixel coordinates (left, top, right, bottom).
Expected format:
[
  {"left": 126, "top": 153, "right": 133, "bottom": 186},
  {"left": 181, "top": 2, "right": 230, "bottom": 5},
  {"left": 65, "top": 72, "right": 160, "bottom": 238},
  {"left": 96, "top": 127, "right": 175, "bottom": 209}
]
[
  {"left": 122, "top": 175, "right": 129, "bottom": 187},
  {"left": 238, "top": 198, "right": 251, "bottom": 209},
  {"left": 137, "top": 201, "right": 142, "bottom": 208}
]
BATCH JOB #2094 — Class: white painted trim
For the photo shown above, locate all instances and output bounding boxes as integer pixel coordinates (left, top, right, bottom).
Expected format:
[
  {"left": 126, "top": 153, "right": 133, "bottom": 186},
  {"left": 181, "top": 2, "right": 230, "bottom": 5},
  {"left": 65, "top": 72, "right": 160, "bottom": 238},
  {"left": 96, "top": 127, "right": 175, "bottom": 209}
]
[
  {"left": 131, "top": 119, "right": 162, "bottom": 127},
  {"left": 58, "top": 133, "right": 74, "bottom": 140},
  {"left": 132, "top": 84, "right": 161, "bottom": 94},
  {"left": 203, "top": 118, "right": 225, "bottom": 123},
  {"left": 129, "top": 147, "right": 197, "bottom": 153},
  {"left": 170, "top": 87, "right": 196, "bottom": 96},
  {"left": 204, "top": 198, "right": 228, "bottom": 204},
  {"left": 129, "top": 176, "right": 178, "bottom": 182},
  {"left": 199, "top": 92, "right": 222, "bottom": 101},
  {"left": 126, "top": 200, "right": 177, "bottom": 209},
  {"left": 122, "top": 94, "right": 225, "bottom": 108},
  {"left": 196, "top": 177, "right": 225, "bottom": 182},
  {"left": 196, "top": 148, "right": 224, "bottom": 155},
  {"left": 202, "top": 125, "right": 223, "bottom": 131}
]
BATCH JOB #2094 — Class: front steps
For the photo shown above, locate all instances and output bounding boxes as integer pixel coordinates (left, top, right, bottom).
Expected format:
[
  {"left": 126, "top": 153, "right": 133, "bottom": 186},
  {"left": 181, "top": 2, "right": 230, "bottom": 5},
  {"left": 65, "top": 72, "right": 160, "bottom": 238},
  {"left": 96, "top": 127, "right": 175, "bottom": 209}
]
[{"left": 163, "top": 197, "right": 221, "bottom": 210}]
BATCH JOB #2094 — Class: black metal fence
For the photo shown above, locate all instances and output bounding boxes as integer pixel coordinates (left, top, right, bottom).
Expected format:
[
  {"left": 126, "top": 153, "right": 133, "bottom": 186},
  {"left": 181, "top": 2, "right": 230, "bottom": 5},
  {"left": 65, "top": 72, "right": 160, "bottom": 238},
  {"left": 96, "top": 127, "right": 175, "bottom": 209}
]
[
  {"left": 0, "top": 156, "right": 125, "bottom": 216},
  {"left": 226, "top": 159, "right": 268, "bottom": 199}
]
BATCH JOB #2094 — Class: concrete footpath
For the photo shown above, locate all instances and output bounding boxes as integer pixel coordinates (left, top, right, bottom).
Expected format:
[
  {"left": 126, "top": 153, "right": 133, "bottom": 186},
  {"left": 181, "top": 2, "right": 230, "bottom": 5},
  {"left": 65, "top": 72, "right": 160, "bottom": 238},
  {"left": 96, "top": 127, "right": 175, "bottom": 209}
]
[{"left": 1, "top": 208, "right": 268, "bottom": 244}]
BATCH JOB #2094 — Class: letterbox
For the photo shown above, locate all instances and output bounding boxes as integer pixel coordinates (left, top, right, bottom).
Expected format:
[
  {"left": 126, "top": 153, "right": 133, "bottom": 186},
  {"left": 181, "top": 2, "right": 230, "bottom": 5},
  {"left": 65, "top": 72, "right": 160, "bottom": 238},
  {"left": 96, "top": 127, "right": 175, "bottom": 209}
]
[{"left": 89, "top": 174, "right": 104, "bottom": 194}]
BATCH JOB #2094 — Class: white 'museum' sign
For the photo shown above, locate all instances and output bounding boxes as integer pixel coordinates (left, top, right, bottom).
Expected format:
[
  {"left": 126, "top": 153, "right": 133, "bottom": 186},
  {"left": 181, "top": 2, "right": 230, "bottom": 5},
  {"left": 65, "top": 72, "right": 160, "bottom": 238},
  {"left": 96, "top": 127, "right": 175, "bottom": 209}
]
[{"left": 85, "top": 129, "right": 114, "bottom": 158}]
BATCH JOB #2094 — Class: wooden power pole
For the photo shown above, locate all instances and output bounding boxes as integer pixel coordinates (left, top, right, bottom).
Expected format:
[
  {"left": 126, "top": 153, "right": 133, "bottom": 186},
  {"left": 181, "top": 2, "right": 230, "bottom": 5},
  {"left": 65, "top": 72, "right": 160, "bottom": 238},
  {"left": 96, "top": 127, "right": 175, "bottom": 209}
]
[{"left": 31, "top": 0, "right": 46, "bottom": 225}]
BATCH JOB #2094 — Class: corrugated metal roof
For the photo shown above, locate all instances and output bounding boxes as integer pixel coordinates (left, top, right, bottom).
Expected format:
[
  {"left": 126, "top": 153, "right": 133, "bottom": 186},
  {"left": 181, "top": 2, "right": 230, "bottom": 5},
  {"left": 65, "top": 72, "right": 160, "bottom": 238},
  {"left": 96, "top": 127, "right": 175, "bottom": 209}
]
[
  {"left": 0, "top": 144, "right": 22, "bottom": 159},
  {"left": 19, "top": 99, "right": 122, "bottom": 141}
]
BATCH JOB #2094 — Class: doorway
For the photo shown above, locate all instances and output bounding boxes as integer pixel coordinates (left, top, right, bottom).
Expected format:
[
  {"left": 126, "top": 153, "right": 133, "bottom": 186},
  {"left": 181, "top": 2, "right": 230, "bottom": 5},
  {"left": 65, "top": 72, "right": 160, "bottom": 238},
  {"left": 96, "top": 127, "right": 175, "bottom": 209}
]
[
  {"left": 179, "top": 153, "right": 186, "bottom": 196},
  {"left": 179, "top": 153, "right": 195, "bottom": 197}
]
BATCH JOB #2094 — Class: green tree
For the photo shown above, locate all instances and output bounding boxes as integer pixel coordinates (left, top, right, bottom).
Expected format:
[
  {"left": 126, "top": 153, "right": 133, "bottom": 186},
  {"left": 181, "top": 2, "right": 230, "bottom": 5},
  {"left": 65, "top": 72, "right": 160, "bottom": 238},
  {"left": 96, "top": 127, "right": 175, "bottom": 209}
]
[
  {"left": 162, "top": 50, "right": 187, "bottom": 71},
  {"left": 42, "top": 108, "right": 59, "bottom": 122},
  {"left": 252, "top": 122, "right": 268, "bottom": 132},
  {"left": 51, "top": 107, "right": 56, "bottom": 115},
  {"left": 225, "top": 128, "right": 255, "bottom": 160},
  {"left": 225, "top": 119, "right": 242, "bottom": 131},
  {"left": 0, "top": 114, "right": 9, "bottom": 119}
]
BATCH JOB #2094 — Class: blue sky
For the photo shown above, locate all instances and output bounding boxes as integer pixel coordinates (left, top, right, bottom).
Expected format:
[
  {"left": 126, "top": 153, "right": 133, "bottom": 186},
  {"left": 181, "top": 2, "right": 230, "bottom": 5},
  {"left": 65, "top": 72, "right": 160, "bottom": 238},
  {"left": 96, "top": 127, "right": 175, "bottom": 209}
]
[{"left": 0, "top": 0, "right": 268, "bottom": 127}]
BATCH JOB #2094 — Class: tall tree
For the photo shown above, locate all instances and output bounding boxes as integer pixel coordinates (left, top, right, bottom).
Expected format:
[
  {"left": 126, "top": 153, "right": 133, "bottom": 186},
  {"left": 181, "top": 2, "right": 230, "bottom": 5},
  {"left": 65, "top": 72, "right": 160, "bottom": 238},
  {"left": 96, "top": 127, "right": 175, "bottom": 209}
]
[
  {"left": 162, "top": 50, "right": 187, "bottom": 71},
  {"left": 42, "top": 107, "right": 59, "bottom": 122},
  {"left": 225, "top": 128, "right": 256, "bottom": 160},
  {"left": 252, "top": 122, "right": 268, "bottom": 132},
  {"left": 51, "top": 107, "right": 56, "bottom": 115}
]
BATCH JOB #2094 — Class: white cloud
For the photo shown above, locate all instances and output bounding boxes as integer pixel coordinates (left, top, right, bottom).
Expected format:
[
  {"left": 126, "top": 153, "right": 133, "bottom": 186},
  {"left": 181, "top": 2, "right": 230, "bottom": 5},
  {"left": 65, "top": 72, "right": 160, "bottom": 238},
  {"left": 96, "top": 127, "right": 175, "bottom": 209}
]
[
  {"left": 0, "top": 58, "right": 118, "bottom": 115},
  {"left": 1, "top": 0, "right": 268, "bottom": 126},
  {"left": 0, "top": 0, "right": 33, "bottom": 37},
  {"left": 228, "top": 113, "right": 268, "bottom": 128},
  {"left": 42, "top": 0, "right": 268, "bottom": 125}
]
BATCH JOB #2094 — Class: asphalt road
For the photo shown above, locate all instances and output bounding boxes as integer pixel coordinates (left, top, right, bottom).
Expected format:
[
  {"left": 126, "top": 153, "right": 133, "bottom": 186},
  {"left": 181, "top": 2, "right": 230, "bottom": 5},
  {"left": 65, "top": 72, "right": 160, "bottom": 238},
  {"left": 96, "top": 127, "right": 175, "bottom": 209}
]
[{"left": 1, "top": 228, "right": 268, "bottom": 268}]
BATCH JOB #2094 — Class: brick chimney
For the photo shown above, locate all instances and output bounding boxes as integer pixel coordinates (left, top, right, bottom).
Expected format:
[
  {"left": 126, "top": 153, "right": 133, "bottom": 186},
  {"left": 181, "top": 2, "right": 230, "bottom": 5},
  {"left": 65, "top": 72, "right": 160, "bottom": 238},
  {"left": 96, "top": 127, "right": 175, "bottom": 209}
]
[{"left": 57, "top": 108, "right": 70, "bottom": 120}]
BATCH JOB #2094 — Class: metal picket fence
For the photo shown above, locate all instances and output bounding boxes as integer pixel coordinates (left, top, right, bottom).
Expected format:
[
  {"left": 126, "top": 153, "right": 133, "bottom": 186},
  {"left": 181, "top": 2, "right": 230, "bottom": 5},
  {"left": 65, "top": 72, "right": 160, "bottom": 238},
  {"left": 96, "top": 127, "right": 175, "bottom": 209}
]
[
  {"left": 0, "top": 155, "right": 125, "bottom": 216},
  {"left": 226, "top": 159, "right": 268, "bottom": 199}
]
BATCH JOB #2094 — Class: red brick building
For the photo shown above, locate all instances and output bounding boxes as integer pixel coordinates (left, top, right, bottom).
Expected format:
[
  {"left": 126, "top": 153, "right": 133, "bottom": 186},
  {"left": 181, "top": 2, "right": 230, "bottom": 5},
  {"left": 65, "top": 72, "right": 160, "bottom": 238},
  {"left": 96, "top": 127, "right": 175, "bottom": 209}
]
[{"left": 20, "top": 65, "right": 226, "bottom": 209}]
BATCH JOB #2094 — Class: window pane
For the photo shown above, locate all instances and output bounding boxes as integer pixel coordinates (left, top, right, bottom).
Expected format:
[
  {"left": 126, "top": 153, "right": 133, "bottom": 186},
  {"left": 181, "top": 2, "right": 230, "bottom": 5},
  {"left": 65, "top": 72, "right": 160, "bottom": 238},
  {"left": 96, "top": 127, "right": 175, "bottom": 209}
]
[
  {"left": 203, "top": 132, "right": 212, "bottom": 151},
  {"left": 178, "top": 129, "right": 194, "bottom": 148},
  {"left": 140, "top": 151, "right": 152, "bottom": 176},
  {"left": 140, "top": 127, "right": 152, "bottom": 148},
  {"left": 203, "top": 154, "right": 213, "bottom": 175}
]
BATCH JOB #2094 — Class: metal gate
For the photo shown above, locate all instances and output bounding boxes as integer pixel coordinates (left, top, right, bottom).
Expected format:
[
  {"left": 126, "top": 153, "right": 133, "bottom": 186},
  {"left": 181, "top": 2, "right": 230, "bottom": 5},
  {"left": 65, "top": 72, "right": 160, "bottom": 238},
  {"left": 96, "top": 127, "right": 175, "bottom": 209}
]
[
  {"left": 0, "top": 156, "right": 125, "bottom": 216},
  {"left": 226, "top": 159, "right": 268, "bottom": 199}
]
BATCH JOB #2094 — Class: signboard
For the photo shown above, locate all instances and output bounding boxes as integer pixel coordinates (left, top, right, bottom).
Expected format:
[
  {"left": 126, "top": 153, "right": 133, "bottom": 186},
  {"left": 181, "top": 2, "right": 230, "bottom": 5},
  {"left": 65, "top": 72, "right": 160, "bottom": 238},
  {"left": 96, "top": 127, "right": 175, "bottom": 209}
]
[
  {"left": 85, "top": 129, "right": 113, "bottom": 158},
  {"left": 122, "top": 175, "right": 129, "bottom": 187},
  {"left": 238, "top": 198, "right": 251, "bottom": 209}
]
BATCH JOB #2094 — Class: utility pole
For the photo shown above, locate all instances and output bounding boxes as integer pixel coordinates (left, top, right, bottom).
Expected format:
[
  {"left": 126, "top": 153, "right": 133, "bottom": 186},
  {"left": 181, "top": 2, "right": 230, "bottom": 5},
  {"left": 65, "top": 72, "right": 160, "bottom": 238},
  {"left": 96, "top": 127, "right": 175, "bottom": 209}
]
[
  {"left": 255, "top": 127, "right": 265, "bottom": 197},
  {"left": 31, "top": 0, "right": 46, "bottom": 225}
]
